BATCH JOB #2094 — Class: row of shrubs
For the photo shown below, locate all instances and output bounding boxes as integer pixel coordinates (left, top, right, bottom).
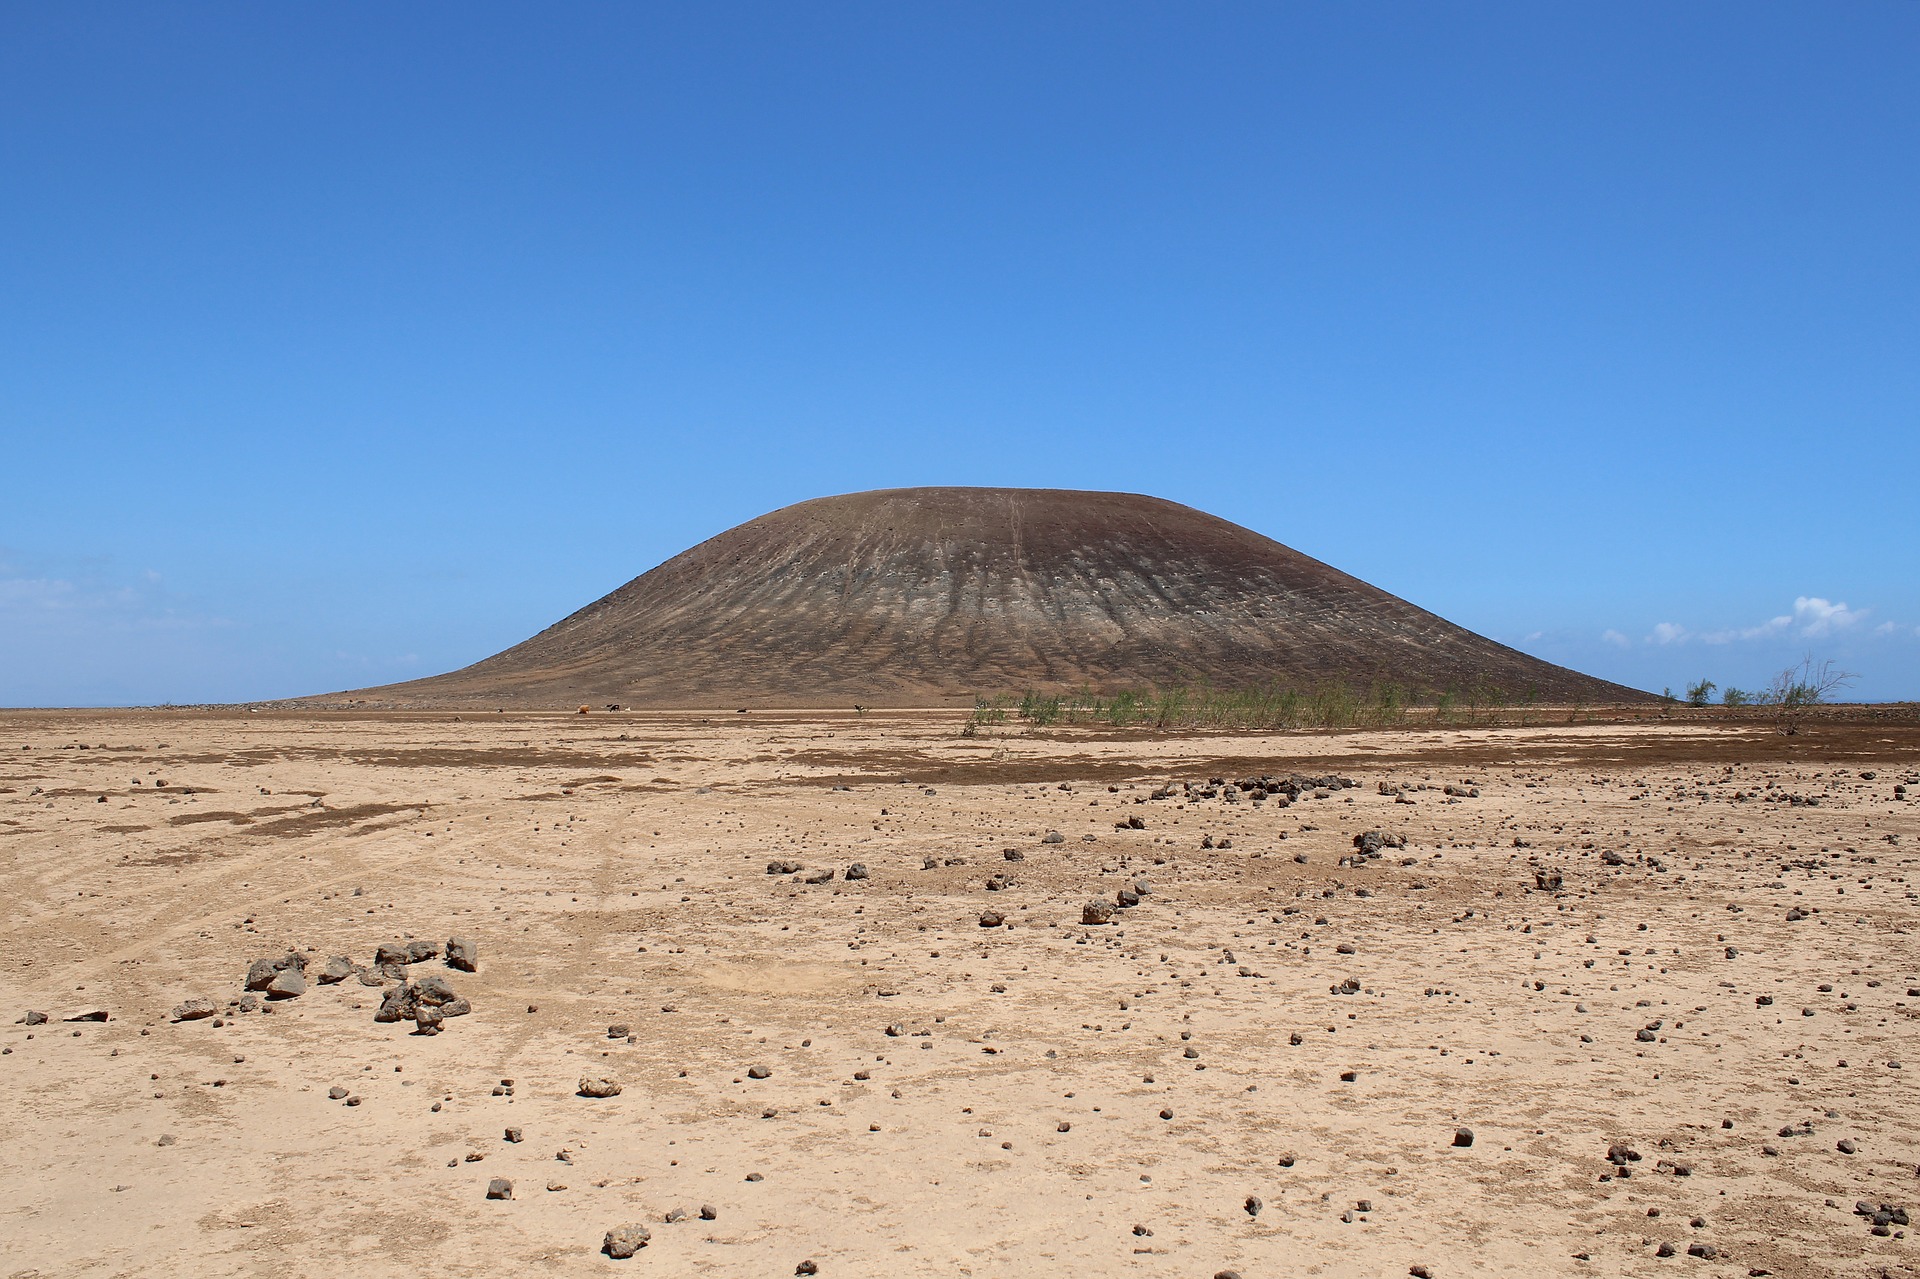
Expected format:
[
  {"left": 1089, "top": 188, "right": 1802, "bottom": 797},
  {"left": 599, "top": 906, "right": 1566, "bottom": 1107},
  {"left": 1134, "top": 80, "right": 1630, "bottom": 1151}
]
[{"left": 963, "top": 680, "right": 1554, "bottom": 733}]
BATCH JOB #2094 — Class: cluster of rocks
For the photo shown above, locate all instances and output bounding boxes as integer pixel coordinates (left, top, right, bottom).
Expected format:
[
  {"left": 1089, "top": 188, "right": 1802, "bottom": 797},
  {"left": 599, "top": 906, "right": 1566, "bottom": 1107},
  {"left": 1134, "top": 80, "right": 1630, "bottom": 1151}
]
[
  {"left": 1082, "top": 878, "right": 1150, "bottom": 924},
  {"left": 767, "top": 860, "right": 867, "bottom": 883},
  {"left": 1855, "top": 1200, "right": 1911, "bottom": 1236},
  {"left": 1149, "top": 773, "right": 1358, "bottom": 807},
  {"left": 376, "top": 974, "right": 472, "bottom": 1034},
  {"left": 1344, "top": 830, "right": 1406, "bottom": 867},
  {"left": 244, "top": 951, "right": 309, "bottom": 1000},
  {"left": 169, "top": 935, "right": 478, "bottom": 1029}
]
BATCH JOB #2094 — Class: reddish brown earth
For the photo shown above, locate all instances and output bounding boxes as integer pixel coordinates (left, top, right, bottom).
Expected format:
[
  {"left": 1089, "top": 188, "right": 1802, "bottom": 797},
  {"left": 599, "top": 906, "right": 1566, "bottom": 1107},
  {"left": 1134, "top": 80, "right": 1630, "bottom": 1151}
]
[{"left": 320, "top": 488, "right": 1646, "bottom": 709}]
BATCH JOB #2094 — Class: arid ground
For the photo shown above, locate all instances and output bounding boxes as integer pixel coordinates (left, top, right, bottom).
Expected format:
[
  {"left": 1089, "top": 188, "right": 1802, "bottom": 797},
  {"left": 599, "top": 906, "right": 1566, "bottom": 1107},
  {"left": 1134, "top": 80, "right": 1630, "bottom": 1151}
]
[{"left": 4, "top": 708, "right": 1919, "bottom": 1278}]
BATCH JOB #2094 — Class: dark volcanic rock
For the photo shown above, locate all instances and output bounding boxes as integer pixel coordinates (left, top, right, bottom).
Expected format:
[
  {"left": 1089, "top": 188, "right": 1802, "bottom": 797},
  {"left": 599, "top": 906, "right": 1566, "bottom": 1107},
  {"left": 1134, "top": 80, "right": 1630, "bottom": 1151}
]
[{"left": 338, "top": 488, "right": 1648, "bottom": 708}]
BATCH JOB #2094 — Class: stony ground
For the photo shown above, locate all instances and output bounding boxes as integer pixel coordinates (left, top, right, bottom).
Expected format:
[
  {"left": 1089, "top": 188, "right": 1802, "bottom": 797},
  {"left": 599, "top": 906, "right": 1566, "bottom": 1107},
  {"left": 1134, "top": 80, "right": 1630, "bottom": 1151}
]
[{"left": 3, "top": 708, "right": 1919, "bottom": 1278}]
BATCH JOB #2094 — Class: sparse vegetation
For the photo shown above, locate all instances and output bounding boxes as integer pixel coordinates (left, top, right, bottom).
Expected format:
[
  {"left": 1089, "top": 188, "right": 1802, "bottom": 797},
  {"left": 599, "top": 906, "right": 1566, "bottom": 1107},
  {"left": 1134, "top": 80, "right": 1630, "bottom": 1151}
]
[
  {"left": 958, "top": 679, "right": 1550, "bottom": 735},
  {"left": 1686, "top": 678, "right": 1717, "bottom": 707},
  {"left": 1721, "top": 687, "right": 1749, "bottom": 707},
  {"left": 1756, "top": 655, "right": 1857, "bottom": 735}
]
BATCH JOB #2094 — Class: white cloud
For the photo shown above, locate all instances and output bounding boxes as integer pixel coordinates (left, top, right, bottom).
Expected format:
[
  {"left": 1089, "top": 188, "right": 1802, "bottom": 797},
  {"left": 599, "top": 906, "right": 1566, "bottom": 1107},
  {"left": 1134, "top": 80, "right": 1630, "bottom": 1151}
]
[
  {"left": 1877, "top": 621, "right": 1898, "bottom": 636},
  {"left": 1701, "top": 614, "right": 1789, "bottom": 644},
  {"left": 1601, "top": 628, "right": 1630, "bottom": 648},
  {"left": 1793, "top": 596, "right": 1867, "bottom": 636},
  {"left": 1655, "top": 595, "right": 1874, "bottom": 647}
]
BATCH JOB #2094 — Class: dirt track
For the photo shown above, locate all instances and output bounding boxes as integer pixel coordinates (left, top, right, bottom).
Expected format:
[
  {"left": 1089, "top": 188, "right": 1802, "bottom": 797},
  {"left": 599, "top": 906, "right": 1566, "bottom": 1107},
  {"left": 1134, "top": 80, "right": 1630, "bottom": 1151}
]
[{"left": 4, "top": 709, "right": 1919, "bottom": 1277}]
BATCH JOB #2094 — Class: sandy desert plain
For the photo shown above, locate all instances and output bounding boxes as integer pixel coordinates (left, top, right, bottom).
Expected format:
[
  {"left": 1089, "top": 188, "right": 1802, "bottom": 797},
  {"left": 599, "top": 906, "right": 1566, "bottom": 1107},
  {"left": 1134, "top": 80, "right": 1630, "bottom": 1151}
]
[{"left": 4, "top": 705, "right": 1920, "bottom": 1279}]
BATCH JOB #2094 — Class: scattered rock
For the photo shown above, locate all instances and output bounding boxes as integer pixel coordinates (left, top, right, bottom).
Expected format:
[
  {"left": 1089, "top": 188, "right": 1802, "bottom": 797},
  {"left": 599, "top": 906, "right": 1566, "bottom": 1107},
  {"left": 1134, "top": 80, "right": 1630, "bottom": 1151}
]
[
  {"left": 1082, "top": 900, "right": 1115, "bottom": 925},
  {"left": 317, "top": 956, "right": 354, "bottom": 985},
  {"left": 979, "top": 910, "right": 1005, "bottom": 928},
  {"left": 170, "top": 999, "right": 216, "bottom": 1022},
  {"left": 578, "top": 1077, "right": 623, "bottom": 1098},
  {"left": 603, "top": 1224, "right": 651, "bottom": 1257},
  {"left": 485, "top": 1177, "right": 513, "bottom": 1200},
  {"left": 1453, "top": 1127, "right": 1474, "bottom": 1148}
]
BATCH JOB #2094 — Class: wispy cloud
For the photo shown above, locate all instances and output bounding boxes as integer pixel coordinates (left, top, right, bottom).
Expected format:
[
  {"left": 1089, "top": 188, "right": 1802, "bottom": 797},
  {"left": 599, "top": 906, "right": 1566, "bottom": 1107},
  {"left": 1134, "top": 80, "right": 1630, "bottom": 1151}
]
[
  {"left": 1632, "top": 596, "right": 1878, "bottom": 648},
  {"left": 0, "top": 551, "right": 225, "bottom": 637},
  {"left": 1601, "top": 628, "right": 1630, "bottom": 648}
]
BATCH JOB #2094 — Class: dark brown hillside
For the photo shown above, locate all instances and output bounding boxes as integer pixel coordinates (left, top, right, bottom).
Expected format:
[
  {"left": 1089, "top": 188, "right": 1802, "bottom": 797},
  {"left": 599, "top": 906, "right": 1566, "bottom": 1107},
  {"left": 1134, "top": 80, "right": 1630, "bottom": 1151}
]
[{"left": 332, "top": 487, "right": 1648, "bottom": 708}]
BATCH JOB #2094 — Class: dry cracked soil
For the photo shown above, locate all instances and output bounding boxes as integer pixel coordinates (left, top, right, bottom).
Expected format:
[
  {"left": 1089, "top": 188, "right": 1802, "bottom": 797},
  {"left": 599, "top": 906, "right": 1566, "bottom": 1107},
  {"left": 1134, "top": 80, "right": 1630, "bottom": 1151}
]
[{"left": 3, "top": 707, "right": 1920, "bottom": 1278}]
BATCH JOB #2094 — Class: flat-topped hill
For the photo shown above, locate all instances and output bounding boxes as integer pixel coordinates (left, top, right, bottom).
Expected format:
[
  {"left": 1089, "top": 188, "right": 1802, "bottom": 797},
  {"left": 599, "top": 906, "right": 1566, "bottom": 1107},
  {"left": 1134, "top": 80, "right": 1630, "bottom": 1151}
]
[{"left": 333, "top": 487, "right": 1645, "bottom": 707}]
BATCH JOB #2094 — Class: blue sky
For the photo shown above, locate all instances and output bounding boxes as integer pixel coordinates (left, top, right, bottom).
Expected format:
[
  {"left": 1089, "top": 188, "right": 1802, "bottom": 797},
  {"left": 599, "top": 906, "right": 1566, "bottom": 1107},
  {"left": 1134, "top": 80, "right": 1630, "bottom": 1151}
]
[{"left": 2, "top": 3, "right": 1915, "bottom": 706}]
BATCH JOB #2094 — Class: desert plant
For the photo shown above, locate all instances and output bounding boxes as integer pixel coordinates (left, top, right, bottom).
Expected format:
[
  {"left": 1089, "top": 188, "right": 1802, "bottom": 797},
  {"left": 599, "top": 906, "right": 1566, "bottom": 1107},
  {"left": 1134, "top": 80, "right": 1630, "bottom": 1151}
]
[
  {"left": 1721, "top": 687, "right": 1749, "bottom": 708},
  {"left": 1018, "top": 691, "right": 1063, "bottom": 726},
  {"left": 1756, "top": 656, "right": 1856, "bottom": 735},
  {"left": 1686, "top": 679, "right": 1717, "bottom": 707}
]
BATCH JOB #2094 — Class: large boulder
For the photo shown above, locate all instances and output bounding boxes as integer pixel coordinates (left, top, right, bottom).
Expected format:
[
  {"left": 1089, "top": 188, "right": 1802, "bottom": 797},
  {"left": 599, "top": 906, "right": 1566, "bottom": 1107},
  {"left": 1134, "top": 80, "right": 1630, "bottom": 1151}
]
[
  {"left": 1081, "top": 899, "right": 1115, "bottom": 925},
  {"left": 245, "top": 951, "right": 306, "bottom": 992},
  {"left": 265, "top": 967, "right": 306, "bottom": 1000},
  {"left": 445, "top": 937, "right": 478, "bottom": 972},
  {"left": 317, "top": 956, "right": 355, "bottom": 985},
  {"left": 603, "top": 1224, "right": 651, "bottom": 1257},
  {"left": 413, "top": 975, "right": 470, "bottom": 1017},
  {"left": 374, "top": 983, "right": 417, "bottom": 1024}
]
